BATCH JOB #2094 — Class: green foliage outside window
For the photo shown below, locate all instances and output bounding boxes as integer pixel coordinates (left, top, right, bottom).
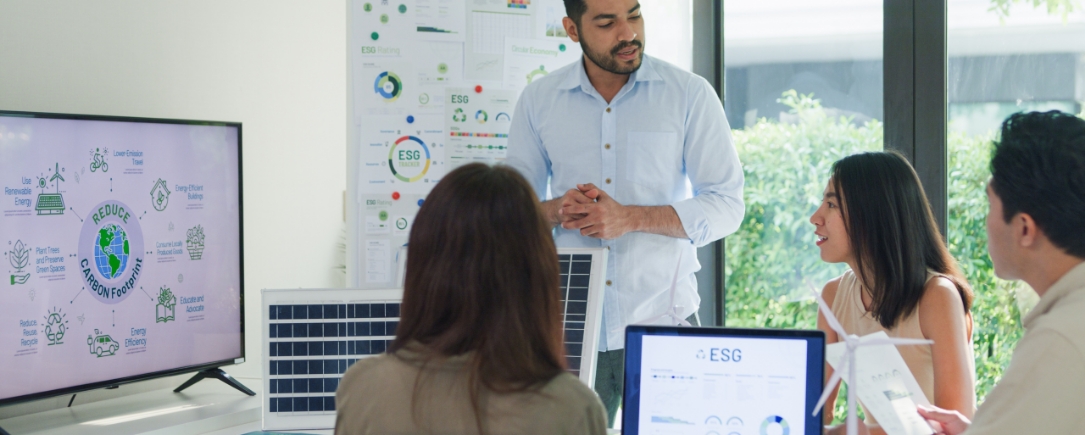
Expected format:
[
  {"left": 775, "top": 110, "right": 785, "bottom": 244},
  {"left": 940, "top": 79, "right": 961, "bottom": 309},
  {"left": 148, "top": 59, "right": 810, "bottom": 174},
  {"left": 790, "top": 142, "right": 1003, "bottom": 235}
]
[
  {"left": 723, "top": 90, "right": 1049, "bottom": 421},
  {"left": 988, "top": 0, "right": 1080, "bottom": 21}
]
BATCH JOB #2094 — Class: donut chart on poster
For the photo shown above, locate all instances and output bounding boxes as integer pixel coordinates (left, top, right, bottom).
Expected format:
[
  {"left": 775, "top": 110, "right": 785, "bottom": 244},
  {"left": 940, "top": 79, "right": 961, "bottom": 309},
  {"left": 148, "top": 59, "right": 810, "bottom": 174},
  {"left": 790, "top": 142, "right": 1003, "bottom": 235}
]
[
  {"left": 373, "top": 71, "right": 403, "bottom": 101},
  {"left": 387, "top": 135, "right": 431, "bottom": 182}
]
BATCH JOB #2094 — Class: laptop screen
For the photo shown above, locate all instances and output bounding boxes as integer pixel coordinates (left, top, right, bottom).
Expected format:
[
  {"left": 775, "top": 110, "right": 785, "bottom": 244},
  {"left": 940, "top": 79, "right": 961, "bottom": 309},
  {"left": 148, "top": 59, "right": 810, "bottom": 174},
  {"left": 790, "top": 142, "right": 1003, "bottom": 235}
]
[{"left": 622, "top": 326, "right": 826, "bottom": 435}]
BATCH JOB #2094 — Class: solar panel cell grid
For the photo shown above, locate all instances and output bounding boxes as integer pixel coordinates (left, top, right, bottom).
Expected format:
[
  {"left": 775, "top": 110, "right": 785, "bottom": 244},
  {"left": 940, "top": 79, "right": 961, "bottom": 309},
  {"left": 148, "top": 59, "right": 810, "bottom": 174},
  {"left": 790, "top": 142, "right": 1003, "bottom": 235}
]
[
  {"left": 558, "top": 254, "right": 595, "bottom": 379},
  {"left": 267, "top": 301, "right": 400, "bottom": 416}
]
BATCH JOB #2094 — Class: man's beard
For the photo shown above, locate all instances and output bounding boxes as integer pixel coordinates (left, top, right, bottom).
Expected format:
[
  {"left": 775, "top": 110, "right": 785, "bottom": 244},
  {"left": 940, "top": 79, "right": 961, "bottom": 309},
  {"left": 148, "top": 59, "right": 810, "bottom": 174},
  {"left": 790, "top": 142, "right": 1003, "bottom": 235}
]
[{"left": 580, "top": 38, "right": 644, "bottom": 75}]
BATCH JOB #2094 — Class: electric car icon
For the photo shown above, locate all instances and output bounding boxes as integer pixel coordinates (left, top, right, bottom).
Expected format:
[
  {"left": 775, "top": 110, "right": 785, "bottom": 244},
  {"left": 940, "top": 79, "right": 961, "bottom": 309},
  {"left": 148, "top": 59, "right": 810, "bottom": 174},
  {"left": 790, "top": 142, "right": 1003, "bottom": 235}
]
[{"left": 87, "top": 329, "right": 119, "bottom": 357}]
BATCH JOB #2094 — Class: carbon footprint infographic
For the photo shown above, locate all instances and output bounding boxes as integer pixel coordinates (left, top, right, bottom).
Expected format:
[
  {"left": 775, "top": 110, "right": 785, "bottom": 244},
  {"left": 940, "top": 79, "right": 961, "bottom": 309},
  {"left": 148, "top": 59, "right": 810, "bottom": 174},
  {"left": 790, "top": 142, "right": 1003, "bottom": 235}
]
[{"left": 0, "top": 116, "right": 243, "bottom": 401}]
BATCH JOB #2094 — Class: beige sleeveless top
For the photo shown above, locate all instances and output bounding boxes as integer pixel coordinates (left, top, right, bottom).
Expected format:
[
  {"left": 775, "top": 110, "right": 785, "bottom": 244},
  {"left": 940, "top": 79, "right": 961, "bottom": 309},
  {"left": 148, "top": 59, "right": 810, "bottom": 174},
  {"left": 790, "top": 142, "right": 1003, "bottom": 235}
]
[{"left": 830, "top": 269, "right": 975, "bottom": 425}]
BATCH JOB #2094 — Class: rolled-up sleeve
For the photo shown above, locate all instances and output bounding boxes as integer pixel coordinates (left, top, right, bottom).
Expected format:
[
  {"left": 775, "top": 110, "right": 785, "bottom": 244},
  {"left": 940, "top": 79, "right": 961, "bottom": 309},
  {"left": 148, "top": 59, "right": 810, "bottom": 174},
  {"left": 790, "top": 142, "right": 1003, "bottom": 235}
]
[
  {"left": 670, "top": 76, "right": 745, "bottom": 247},
  {"left": 505, "top": 88, "right": 551, "bottom": 201}
]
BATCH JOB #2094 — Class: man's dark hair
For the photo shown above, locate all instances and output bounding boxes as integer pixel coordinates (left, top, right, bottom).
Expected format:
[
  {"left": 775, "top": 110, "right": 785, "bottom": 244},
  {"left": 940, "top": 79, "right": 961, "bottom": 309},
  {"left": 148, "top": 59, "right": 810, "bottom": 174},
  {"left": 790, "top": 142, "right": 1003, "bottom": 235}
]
[
  {"left": 990, "top": 110, "right": 1085, "bottom": 258},
  {"left": 564, "top": 0, "right": 587, "bottom": 26}
]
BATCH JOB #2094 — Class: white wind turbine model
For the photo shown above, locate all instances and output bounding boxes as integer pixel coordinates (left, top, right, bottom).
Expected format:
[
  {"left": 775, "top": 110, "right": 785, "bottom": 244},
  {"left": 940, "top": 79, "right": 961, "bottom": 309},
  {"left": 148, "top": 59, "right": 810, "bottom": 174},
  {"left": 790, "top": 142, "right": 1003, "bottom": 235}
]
[{"left": 810, "top": 287, "right": 932, "bottom": 435}]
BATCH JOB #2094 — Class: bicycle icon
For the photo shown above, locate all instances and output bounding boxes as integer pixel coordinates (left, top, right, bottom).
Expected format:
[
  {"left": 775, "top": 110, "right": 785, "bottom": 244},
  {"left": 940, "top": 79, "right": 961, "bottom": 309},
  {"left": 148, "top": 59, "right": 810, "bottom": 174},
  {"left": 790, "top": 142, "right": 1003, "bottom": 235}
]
[{"left": 90, "top": 148, "right": 109, "bottom": 173}]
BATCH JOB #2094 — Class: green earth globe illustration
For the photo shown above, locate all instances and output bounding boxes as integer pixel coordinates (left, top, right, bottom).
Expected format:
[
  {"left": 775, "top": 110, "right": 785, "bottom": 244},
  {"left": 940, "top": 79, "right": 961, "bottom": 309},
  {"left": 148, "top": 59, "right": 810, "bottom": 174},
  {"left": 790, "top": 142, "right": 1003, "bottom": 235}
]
[{"left": 94, "top": 224, "right": 130, "bottom": 279}]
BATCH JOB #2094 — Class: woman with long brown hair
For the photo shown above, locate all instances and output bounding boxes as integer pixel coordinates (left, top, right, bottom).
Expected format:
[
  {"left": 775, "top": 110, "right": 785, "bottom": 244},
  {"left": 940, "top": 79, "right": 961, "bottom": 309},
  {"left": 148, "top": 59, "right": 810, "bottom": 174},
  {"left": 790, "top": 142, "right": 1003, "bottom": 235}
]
[
  {"left": 810, "top": 151, "right": 976, "bottom": 435},
  {"left": 334, "top": 163, "right": 607, "bottom": 435}
]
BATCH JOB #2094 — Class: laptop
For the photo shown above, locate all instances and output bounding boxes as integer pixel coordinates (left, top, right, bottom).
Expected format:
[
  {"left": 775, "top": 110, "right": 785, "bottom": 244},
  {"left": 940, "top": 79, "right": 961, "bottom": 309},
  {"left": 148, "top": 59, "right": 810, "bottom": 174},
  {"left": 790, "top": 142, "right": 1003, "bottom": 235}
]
[{"left": 622, "top": 326, "right": 826, "bottom": 435}]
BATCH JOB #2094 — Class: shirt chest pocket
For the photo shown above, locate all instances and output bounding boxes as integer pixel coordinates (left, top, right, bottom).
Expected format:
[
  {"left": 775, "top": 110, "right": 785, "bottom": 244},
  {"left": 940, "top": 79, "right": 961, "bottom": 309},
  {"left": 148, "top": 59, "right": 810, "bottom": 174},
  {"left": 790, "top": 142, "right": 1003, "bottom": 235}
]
[{"left": 626, "top": 131, "right": 681, "bottom": 186}]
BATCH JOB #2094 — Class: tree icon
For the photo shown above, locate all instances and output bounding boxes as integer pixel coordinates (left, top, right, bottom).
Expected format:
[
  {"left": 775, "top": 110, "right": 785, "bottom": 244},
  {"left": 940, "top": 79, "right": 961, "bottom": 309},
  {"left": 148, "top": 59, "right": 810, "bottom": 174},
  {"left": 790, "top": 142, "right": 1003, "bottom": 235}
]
[{"left": 9, "top": 239, "right": 30, "bottom": 285}]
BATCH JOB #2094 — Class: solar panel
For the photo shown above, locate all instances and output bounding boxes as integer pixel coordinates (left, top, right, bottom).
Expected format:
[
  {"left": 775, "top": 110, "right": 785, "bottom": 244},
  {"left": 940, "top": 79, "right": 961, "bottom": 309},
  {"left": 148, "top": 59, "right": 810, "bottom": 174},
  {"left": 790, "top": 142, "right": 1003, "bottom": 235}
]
[
  {"left": 35, "top": 193, "right": 64, "bottom": 214},
  {"left": 261, "top": 288, "right": 403, "bottom": 431},
  {"left": 260, "top": 249, "right": 606, "bottom": 430},
  {"left": 556, "top": 247, "right": 608, "bottom": 388}
]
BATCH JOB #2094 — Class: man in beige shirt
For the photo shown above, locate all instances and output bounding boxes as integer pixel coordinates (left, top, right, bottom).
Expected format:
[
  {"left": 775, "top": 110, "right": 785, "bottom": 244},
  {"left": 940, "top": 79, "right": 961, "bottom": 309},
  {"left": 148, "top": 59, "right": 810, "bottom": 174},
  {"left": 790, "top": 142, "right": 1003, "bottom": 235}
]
[{"left": 918, "top": 110, "right": 1085, "bottom": 434}]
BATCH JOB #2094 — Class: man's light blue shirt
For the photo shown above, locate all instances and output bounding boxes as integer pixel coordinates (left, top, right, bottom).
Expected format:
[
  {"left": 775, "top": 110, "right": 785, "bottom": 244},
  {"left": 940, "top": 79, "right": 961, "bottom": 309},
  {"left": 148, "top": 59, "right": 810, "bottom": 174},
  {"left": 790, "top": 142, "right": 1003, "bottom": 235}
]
[{"left": 505, "top": 55, "right": 745, "bottom": 350}]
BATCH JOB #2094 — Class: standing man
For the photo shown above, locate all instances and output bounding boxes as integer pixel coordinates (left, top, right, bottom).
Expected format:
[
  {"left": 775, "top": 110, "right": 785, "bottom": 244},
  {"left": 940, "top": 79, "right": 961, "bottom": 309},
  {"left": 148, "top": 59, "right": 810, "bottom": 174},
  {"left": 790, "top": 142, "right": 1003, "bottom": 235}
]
[
  {"left": 505, "top": 0, "right": 745, "bottom": 425},
  {"left": 917, "top": 111, "right": 1085, "bottom": 433}
]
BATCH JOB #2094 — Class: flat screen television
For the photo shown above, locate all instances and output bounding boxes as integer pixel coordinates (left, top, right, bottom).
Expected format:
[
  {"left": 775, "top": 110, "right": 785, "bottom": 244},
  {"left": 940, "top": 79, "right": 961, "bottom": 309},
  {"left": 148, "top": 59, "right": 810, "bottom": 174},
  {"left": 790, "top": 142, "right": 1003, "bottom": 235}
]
[{"left": 0, "top": 111, "right": 245, "bottom": 406}]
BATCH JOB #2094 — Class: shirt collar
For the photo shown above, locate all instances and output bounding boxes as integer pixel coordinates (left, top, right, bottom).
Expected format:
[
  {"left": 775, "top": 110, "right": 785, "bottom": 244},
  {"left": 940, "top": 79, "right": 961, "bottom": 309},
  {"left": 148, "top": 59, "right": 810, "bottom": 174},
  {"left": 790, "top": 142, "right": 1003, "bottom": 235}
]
[
  {"left": 558, "top": 54, "right": 662, "bottom": 92},
  {"left": 1023, "top": 260, "right": 1085, "bottom": 327}
]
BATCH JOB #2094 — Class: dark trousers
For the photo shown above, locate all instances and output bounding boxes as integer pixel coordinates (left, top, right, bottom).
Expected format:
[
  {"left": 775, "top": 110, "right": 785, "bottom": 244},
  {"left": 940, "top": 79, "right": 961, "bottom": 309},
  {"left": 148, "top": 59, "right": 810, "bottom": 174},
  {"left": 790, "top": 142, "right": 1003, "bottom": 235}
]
[{"left": 593, "top": 313, "right": 699, "bottom": 427}]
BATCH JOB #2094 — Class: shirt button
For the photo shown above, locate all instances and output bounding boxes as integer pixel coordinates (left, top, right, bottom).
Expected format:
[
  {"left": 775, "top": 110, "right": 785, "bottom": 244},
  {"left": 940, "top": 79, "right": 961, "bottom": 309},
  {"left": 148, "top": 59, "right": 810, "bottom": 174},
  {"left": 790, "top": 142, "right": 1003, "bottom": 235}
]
[
  {"left": 606, "top": 280, "right": 612, "bottom": 286},
  {"left": 605, "top": 178, "right": 612, "bottom": 184},
  {"left": 606, "top": 107, "right": 611, "bottom": 113},
  {"left": 605, "top": 143, "right": 611, "bottom": 149}
]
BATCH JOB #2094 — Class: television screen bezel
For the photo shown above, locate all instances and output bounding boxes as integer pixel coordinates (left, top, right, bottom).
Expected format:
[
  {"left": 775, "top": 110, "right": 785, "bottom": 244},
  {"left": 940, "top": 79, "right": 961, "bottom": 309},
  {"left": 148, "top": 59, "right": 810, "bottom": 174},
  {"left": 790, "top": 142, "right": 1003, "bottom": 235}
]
[{"left": 0, "top": 110, "right": 245, "bottom": 406}]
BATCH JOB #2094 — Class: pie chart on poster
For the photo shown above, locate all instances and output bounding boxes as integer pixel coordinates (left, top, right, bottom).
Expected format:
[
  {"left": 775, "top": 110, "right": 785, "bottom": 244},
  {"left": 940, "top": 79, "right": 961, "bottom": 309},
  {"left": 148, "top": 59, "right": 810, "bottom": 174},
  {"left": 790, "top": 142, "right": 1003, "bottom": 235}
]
[
  {"left": 760, "top": 415, "right": 789, "bottom": 435},
  {"left": 374, "top": 71, "right": 403, "bottom": 101}
]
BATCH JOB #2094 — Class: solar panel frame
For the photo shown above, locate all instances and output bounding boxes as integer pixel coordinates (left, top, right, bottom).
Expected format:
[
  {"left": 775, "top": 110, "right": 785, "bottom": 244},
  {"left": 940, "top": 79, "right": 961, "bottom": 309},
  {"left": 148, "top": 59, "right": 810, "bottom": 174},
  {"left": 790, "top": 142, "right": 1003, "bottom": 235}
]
[
  {"left": 261, "top": 248, "right": 606, "bottom": 430},
  {"left": 556, "top": 247, "right": 608, "bottom": 389},
  {"left": 261, "top": 288, "right": 403, "bottom": 431}
]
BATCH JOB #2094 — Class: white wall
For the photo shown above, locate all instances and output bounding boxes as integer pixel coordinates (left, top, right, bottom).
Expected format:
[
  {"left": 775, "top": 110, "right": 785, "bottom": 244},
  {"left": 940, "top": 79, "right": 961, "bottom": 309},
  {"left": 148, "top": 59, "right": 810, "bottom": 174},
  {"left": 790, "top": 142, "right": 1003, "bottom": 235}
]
[{"left": 0, "top": 0, "right": 347, "bottom": 414}]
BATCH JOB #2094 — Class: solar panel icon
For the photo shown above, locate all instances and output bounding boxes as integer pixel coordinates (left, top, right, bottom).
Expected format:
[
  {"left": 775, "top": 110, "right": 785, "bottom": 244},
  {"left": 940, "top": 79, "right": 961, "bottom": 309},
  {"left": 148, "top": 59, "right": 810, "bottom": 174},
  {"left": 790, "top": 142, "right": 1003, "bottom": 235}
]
[
  {"left": 556, "top": 247, "right": 608, "bottom": 388},
  {"left": 261, "top": 288, "right": 403, "bottom": 431},
  {"left": 35, "top": 162, "right": 66, "bottom": 215}
]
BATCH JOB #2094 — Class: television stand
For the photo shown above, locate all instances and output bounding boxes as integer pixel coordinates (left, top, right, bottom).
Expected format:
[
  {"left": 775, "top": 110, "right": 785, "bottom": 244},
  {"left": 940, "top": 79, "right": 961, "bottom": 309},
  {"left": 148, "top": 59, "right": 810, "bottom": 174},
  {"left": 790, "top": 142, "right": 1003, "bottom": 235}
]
[{"left": 174, "top": 368, "right": 254, "bottom": 396}]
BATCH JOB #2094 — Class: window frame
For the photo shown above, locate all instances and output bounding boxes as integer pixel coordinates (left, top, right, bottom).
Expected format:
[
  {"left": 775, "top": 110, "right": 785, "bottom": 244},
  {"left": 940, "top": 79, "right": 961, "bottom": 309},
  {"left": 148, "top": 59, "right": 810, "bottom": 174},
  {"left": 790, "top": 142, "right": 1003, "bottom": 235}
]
[{"left": 702, "top": 0, "right": 950, "bottom": 325}]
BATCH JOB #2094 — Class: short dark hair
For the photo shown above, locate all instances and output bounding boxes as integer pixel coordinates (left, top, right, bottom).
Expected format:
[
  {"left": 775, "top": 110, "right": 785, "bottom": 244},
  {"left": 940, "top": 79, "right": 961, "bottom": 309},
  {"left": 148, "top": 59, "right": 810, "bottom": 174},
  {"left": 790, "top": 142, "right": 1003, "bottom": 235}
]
[
  {"left": 564, "top": 0, "right": 587, "bottom": 26},
  {"left": 990, "top": 110, "right": 1085, "bottom": 258},
  {"left": 832, "top": 151, "right": 973, "bottom": 329},
  {"left": 391, "top": 163, "right": 566, "bottom": 432}
]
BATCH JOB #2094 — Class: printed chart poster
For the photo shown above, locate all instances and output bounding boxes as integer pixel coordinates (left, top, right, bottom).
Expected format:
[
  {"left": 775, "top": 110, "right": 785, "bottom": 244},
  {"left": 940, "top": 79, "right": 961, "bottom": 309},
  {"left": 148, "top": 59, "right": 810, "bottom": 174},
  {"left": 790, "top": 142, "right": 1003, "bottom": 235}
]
[
  {"left": 444, "top": 87, "right": 518, "bottom": 169},
  {"left": 352, "top": 0, "right": 416, "bottom": 59},
  {"left": 360, "top": 195, "right": 423, "bottom": 285},
  {"left": 827, "top": 333, "right": 936, "bottom": 435},
  {"left": 358, "top": 115, "right": 446, "bottom": 195},
  {"left": 502, "top": 37, "right": 581, "bottom": 91},
  {"left": 638, "top": 335, "right": 809, "bottom": 435},
  {"left": 464, "top": 0, "right": 535, "bottom": 81},
  {"left": 0, "top": 117, "right": 242, "bottom": 402},
  {"left": 416, "top": 0, "right": 467, "bottom": 41}
]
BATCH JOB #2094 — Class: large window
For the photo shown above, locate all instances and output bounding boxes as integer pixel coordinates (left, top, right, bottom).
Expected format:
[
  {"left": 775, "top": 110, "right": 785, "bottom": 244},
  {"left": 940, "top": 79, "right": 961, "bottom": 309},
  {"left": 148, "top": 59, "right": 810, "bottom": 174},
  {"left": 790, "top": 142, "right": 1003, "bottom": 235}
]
[
  {"left": 721, "top": 2, "right": 884, "bottom": 420},
  {"left": 641, "top": 0, "right": 693, "bottom": 71},
  {"left": 722, "top": 0, "right": 883, "bottom": 331},
  {"left": 946, "top": 0, "right": 1085, "bottom": 401},
  {"left": 718, "top": 0, "right": 1085, "bottom": 412}
]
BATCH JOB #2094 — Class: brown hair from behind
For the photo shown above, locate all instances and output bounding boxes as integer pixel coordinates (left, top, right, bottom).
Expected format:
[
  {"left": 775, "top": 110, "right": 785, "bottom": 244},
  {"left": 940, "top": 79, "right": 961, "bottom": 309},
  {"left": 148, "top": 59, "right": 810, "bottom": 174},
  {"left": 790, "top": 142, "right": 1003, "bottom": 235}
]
[{"left": 389, "top": 162, "right": 567, "bottom": 433}]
